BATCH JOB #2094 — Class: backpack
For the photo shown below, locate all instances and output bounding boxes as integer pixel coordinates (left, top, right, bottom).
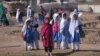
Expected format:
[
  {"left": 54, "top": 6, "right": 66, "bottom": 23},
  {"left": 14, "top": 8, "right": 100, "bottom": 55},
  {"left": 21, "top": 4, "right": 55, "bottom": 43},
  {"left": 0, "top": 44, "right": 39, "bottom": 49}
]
[{"left": 79, "top": 25, "right": 85, "bottom": 38}]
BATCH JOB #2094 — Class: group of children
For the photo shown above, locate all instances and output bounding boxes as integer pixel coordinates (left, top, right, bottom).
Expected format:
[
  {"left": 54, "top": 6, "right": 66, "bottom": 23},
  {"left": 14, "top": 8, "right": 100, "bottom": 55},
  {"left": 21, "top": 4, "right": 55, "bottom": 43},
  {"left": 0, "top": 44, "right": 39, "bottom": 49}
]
[
  {"left": 20, "top": 5, "right": 83, "bottom": 56},
  {"left": 16, "top": 5, "right": 46, "bottom": 26},
  {"left": 16, "top": 5, "right": 33, "bottom": 26}
]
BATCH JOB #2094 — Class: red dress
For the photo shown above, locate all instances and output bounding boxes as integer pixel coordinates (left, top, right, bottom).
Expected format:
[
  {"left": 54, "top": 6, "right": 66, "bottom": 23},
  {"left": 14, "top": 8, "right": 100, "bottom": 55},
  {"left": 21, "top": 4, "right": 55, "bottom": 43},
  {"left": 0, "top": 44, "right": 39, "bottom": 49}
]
[{"left": 41, "top": 23, "right": 53, "bottom": 47}]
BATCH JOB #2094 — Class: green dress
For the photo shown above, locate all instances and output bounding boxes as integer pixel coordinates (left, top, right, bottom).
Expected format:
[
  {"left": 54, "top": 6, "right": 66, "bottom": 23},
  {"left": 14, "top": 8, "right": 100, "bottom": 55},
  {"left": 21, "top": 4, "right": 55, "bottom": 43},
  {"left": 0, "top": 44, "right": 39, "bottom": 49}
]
[{"left": 0, "top": 3, "right": 9, "bottom": 26}]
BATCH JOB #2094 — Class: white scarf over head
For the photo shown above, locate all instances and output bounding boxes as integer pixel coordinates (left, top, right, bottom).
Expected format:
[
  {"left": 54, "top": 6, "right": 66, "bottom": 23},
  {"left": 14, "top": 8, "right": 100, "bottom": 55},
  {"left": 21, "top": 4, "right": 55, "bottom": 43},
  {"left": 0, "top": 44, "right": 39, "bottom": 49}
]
[
  {"left": 70, "top": 9, "right": 83, "bottom": 18},
  {"left": 21, "top": 19, "right": 30, "bottom": 36},
  {"left": 50, "top": 13, "right": 58, "bottom": 24},
  {"left": 16, "top": 9, "right": 20, "bottom": 20}
]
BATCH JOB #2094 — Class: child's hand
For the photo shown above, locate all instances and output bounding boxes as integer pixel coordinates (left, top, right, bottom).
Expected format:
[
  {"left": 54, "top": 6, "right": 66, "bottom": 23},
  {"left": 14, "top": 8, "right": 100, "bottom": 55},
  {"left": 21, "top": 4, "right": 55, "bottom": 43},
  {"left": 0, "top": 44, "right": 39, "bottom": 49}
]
[{"left": 22, "top": 33, "right": 25, "bottom": 41}]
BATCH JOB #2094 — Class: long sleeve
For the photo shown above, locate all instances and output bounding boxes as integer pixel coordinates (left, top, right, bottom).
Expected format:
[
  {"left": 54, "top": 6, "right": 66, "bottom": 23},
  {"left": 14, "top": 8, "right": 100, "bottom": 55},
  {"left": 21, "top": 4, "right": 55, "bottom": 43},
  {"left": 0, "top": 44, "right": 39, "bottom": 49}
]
[{"left": 41, "top": 25, "right": 47, "bottom": 40}]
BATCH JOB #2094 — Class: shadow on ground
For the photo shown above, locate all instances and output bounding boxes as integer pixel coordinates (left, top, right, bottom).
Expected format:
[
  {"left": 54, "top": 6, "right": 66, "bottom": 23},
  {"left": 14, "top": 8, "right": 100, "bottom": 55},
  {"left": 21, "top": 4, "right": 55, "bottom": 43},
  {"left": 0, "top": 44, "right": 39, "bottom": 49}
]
[{"left": 53, "top": 50, "right": 100, "bottom": 56}]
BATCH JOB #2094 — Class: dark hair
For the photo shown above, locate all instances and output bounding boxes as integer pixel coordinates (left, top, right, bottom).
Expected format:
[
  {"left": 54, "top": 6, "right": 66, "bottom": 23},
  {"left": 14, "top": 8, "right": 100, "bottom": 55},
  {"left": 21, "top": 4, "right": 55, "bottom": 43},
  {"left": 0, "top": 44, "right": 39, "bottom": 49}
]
[
  {"left": 26, "top": 20, "right": 31, "bottom": 26},
  {"left": 59, "top": 13, "right": 62, "bottom": 17},
  {"left": 73, "top": 14, "right": 78, "bottom": 20},
  {"left": 63, "top": 13, "right": 66, "bottom": 17}
]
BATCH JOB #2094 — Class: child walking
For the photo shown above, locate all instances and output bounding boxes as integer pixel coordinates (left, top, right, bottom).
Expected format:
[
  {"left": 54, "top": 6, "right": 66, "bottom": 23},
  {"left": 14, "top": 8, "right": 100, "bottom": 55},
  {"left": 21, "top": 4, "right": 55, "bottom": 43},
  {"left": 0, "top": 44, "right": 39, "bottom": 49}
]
[
  {"left": 69, "top": 13, "right": 81, "bottom": 51},
  {"left": 16, "top": 9, "right": 23, "bottom": 26},
  {"left": 27, "top": 5, "right": 32, "bottom": 20},
  {"left": 31, "top": 16, "right": 39, "bottom": 50},
  {"left": 60, "top": 13, "right": 70, "bottom": 50},
  {"left": 41, "top": 17, "right": 53, "bottom": 56},
  {"left": 22, "top": 19, "right": 33, "bottom": 51},
  {"left": 51, "top": 13, "right": 61, "bottom": 49}
]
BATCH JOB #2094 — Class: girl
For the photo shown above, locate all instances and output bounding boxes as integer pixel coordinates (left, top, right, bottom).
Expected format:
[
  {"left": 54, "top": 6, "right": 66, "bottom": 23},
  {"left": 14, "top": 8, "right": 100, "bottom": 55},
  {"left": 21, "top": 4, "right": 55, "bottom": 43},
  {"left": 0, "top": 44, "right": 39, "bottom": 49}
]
[
  {"left": 41, "top": 17, "right": 53, "bottom": 56},
  {"left": 60, "top": 13, "right": 70, "bottom": 50},
  {"left": 16, "top": 9, "right": 23, "bottom": 26},
  {"left": 31, "top": 16, "right": 39, "bottom": 50},
  {"left": 69, "top": 13, "right": 81, "bottom": 51},
  {"left": 27, "top": 5, "right": 32, "bottom": 20},
  {"left": 51, "top": 13, "right": 63, "bottom": 49},
  {"left": 51, "top": 13, "right": 61, "bottom": 49},
  {"left": 22, "top": 19, "right": 33, "bottom": 51}
]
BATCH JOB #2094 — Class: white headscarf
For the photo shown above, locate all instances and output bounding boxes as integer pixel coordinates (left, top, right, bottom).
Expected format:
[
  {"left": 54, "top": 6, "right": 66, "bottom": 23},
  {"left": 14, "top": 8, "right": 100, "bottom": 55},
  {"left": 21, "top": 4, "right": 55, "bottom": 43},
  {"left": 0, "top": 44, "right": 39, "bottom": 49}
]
[
  {"left": 21, "top": 19, "right": 30, "bottom": 36},
  {"left": 70, "top": 9, "right": 83, "bottom": 18},
  {"left": 27, "top": 5, "right": 32, "bottom": 20},
  {"left": 50, "top": 13, "right": 58, "bottom": 24},
  {"left": 16, "top": 9, "right": 20, "bottom": 20},
  {"left": 53, "top": 13, "right": 58, "bottom": 21}
]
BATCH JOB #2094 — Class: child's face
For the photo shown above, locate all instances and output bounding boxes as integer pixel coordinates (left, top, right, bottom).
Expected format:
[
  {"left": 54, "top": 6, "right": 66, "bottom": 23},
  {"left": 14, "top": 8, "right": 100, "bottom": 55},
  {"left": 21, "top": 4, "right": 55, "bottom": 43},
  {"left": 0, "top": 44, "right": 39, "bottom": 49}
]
[
  {"left": 26, "top": 21, "right": 31, "bottom": 27},
  {"left": 44, "top": 19, "right": 49, "bottom": 23},
  {"left": 73, "top": 14, "right": 78, "bottom": 20}
]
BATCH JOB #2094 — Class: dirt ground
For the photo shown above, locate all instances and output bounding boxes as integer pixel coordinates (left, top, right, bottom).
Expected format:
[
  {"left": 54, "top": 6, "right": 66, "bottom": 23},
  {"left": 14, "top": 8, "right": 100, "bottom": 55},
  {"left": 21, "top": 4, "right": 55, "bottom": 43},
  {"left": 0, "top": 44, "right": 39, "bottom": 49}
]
[{"left": 0, "top": 13, "right": 100, "bottom": 56}]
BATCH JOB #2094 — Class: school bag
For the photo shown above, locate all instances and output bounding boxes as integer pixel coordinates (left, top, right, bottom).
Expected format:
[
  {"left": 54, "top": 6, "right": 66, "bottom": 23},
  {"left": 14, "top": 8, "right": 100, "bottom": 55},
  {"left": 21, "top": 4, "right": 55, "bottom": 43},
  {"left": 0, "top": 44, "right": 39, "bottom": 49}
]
[{"left": 79, "top": 25, "right": 85, "bottom": 38}]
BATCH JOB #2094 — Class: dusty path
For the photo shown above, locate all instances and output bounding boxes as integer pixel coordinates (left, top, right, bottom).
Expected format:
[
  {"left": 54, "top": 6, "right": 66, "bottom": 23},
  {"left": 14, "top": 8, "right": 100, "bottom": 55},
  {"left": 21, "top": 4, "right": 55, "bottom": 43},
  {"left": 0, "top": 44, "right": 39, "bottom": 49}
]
[
  {"left": 0, "top": 26, "right": 100, "bottom": 56},
  {"left": 0, "top": 13, "right": 100, "bottom": 56}
]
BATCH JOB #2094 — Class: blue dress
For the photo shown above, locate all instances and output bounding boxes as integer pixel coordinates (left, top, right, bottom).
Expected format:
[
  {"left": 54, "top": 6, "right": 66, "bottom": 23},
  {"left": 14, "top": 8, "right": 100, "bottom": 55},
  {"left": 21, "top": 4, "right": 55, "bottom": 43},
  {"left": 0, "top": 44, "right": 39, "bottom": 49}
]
[
  {"left": 70, "top": 31, "right": 80, "bottom": 43},
  {"left": 53, "top": 31, "right": 60, "bottom": 42},
  {"left": 61, "top": 21, "right": 70, "bottom": 42},
  {"left": 70, "top": 26, "right": 80, "bottom": 43},
  {"left": 25, "top": 27, "right": 33, "bottom": 43},
  {"left": 31, "top": 20, "right": 39, "bottom": 41},
  {"left": 39, "top": 14, "right": 44, "bottom": 24},
  {"left": 32, "top": 28, "right": 39, "bottom": 41}
]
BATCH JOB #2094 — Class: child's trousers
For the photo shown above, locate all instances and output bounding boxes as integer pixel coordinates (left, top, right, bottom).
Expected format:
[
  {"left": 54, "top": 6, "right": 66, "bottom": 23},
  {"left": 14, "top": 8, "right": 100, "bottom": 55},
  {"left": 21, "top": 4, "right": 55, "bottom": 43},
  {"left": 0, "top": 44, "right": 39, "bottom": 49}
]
[
  {"left": 60, "top": 34, "right": 69, "bottom": 50},
  {"left": 71, "top": 42, "right": 79, "bottom": 50},
  {"left": 25, "top": 42, "right": 33, "bottom": 51},
  {"left": 32, "top": 40, "right": 39, "bottom": 49}
]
